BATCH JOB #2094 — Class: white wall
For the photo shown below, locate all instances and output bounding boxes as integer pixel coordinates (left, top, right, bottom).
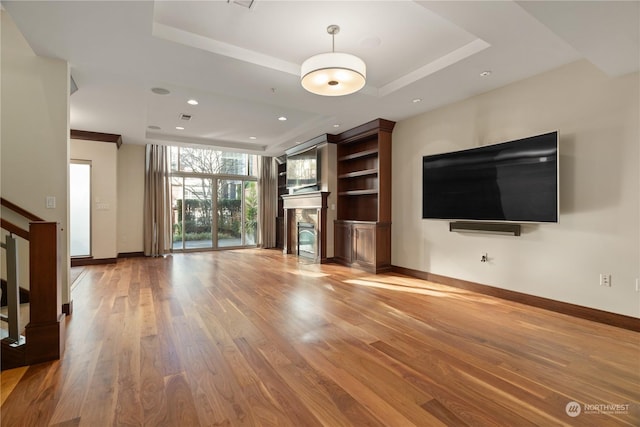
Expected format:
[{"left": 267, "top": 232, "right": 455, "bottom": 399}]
[
  {"left": 392, "top": 60, "right": 639, "bottom": 318},
  {"left": 1, "top": 11, "right": 70, "bottom": 302},
  {"left": 70, "top": 139, "right": 118, "bottom": 259},
  {"left": 117, "top": 143, "right": 145, "bottom": 254}
]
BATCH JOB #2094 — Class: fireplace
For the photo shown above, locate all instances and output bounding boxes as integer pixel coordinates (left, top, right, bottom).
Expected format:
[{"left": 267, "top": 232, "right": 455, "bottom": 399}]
[
  {"left": 297, "top": 222, "right": 316, "bottom": 259},
  {"left": 281, "top": 191, "right": 329, "bottom": 263}
]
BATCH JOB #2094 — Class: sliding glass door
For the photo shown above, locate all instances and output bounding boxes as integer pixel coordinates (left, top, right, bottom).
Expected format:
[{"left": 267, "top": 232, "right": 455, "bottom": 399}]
[
  {"left": 217, "top": 180, "right": 241, "bottom": 247},
  {"left": 172, "top": 176, "right": 256, "bottom": 250},
  {"left": 170, "top": 146, "right": 257, "bottom": 251}
]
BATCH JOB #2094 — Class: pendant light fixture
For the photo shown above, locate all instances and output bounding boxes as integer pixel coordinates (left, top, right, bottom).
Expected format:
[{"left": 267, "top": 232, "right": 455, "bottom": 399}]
[{"left": 301, "top": 25, "right": 366, "bottom": 96}]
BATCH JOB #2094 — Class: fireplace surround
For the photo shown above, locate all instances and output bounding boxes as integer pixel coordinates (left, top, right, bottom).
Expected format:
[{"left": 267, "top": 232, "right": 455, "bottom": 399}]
[{"left": 281, "top": 191, "right": 329, "bottom": 263}]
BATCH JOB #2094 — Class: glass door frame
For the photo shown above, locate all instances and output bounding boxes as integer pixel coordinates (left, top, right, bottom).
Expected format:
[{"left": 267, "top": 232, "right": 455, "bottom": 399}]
[{"left": 171, "top": 172, "right": 258, "bottom": 252}]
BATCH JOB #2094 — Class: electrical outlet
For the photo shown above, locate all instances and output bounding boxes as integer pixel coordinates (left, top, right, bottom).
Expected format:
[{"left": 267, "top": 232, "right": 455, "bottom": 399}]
[{"left": 599, "top": 274, "right": 611, "bottom": 287}]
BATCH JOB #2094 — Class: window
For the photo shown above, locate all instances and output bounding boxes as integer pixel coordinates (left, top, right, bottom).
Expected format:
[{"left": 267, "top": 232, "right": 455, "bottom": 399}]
[
  {"left": 169, "top": 146, "right": 259, "bottom": 251},
  {"left": 70, "top": 161, "right": 91, "bottom": 257},
  {"left": 171, "top": 146, "right": 258, "bottom": 176}
]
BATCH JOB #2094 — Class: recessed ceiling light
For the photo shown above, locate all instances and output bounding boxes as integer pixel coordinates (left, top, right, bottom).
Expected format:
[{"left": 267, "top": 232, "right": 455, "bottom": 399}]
[
  {"left": 249, "top": 136, "right": 257, "bottom": 140},
  {"left": 412, "top": 98, "right": 422, "bottom": 103},
  {"left": 333, "top": 124, "right": 340, "bottom": 128},
  {"left": 151, "top": 87, "right": 170, "bottom": 95},
  {"left": 480, "top": 70, "right": 492, "bottom": 77},
  {"left": 175, "top": 126, "right": 185, "bottom": 130},
  {"left": 278, "top": 116, "right": 287, "bottom": 121},
  {"left": 147, "top": 125, "right": 161, "bottom": 130},
  {"left": 187, "top": 99, "right": 199, "bottom": 105}
]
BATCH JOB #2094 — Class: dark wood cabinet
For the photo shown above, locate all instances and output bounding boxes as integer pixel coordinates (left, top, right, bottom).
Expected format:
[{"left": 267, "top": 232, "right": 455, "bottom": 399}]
[
  {"left": 334, "top": 119, "right": 395, "bottom": 273},
  {"left": 275, "top": 216, "right": 284, "bottom": 249},
  {"left": 333, "top": 220, "right": 352, "bottom": 264},
  {"left": 352, "top": 222, "right": 375, "bottom": 267},
  {"left": 335, "top": 220, "right": 391, "bottom": 272}
]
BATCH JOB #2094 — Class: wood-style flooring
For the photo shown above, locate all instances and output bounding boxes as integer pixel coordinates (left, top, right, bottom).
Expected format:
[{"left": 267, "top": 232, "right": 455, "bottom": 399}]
[{"left": 1, "top": 249, "right": 638, "bottom": 426}]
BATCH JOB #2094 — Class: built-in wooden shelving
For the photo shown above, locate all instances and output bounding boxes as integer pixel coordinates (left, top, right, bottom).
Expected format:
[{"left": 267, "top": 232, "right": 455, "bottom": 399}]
[
  {"left": 337, "top": 148, "right": 378, "bottom": 162},
  {"left": 275, "top": 162, "right": 286, "bottom": 249},
  {"left": 338, "top": 189, "right": 378, "bottom": 196},
  {"left": 338, "top": 169, "right": 378, "bottom": 179},
  {"left": 334, "top": 118, "right": 395, "bottom": 273}
]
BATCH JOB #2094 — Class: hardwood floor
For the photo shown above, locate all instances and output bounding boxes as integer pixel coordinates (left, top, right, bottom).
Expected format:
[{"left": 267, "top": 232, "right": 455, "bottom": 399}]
[{"left": 1, "top": 249, "right": 638, "bottom": 426}]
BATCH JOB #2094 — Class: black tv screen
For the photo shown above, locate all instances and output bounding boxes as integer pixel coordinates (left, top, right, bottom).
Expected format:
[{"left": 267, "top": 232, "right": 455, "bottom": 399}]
[
  {"left": 422, "top": 131, "right": 558, "bottom": 223},
  {"left": 286, "top": 147, "right": 318, "bottom": 190}
]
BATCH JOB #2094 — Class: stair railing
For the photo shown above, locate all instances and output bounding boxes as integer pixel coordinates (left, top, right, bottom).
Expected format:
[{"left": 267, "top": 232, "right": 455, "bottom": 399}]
[
  {"left": 0, "top": 233, "right": 22, "bottom": 343},
  {"left": 0, "top": 198, "right": 64, "bottom": 370}
]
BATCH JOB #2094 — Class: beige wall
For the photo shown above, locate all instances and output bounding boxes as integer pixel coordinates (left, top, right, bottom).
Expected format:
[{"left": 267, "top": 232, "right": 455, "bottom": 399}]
[
  {"left": 1, "top": 11, "right": 71, "bottom": 302},
  {"left": 117, "top": 144, "right": 145, "bottom": 254},
  {"left": 70, "top": 139, "right": 118, "bottom": 259},
  {"left": 392, "top": 60, "right": 639, "bottom": 318}
]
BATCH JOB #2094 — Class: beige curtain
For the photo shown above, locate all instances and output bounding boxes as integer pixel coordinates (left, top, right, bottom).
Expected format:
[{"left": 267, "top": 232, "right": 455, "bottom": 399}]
[
  {"left": 258, "top": 156, "right": 278, "bottom": 248},
  {"left": 143, "top": 144, "right": 172, "bottom": 256}
]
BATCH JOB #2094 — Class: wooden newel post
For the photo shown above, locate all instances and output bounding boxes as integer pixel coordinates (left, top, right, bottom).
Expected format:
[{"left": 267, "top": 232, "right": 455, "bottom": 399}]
[{"left": 25, "top": 221, "right": 65, "bottom": 365}]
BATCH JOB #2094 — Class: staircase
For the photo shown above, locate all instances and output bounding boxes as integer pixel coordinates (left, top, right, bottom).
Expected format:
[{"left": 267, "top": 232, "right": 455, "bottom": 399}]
[{"left": 0, "top": 198, "right": 65, "bottom": 370}]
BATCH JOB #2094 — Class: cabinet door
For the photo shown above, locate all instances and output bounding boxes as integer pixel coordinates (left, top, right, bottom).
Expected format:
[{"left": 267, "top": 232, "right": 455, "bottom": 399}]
[
  {"left": 334, "top": 221, "right": 352, "bottom": 264},
  {"left": 275, "top": 217, "right": 284, "bottom": 248},
  {"left": 353, "top": 223, "right": 376, "bottom": 268}
]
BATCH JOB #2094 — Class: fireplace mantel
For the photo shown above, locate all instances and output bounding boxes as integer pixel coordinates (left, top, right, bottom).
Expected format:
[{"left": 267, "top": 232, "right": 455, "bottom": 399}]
[{"left": 281, "top": 191, "right": 330, "bottom": 263}]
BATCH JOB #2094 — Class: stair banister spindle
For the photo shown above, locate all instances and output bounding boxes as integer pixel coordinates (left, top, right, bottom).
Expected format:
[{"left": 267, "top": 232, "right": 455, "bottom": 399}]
[{"left": 4, "top": 234, "right": 21, "bottom": 343}]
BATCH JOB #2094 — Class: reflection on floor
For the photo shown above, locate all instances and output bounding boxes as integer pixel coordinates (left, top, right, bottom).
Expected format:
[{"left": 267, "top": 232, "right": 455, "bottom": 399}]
[
  {"left": 70, "top": 266, "right": 85, "bottom": 288},
  {"left": 0, "top": 366, "right": 28, "bottom": 405}
]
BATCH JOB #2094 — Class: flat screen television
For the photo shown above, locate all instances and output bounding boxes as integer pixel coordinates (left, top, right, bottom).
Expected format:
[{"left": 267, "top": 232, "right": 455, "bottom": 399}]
[
  {"left": 286, "top": 147, "right": 318, "bottom": 190},
  {"left": 422, "top": 131, "right": 558, "bottom": 223}
]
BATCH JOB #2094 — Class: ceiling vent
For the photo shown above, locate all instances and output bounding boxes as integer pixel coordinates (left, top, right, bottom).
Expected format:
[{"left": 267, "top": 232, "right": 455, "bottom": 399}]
[
  {"left": 70, "top": 75, "right": 78, "bottom": 95},
  {"left": 228, "top": 0, "right": 255, "bottom": 9},
  {"left": 179, "top": 113, "right": 192, "bottom": 121}
]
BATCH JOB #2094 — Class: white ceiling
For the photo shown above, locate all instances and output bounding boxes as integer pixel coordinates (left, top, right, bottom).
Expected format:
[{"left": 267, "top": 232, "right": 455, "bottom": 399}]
[{"left": 3, "top": 0, "right": 638, "bottom": 156}]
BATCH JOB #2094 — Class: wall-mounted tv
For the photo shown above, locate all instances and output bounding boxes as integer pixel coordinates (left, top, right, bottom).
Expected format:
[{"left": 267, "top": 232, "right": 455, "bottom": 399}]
[
  {"left": 422, "top": 131, "right": 558, "bottom": 223},
  {"left": 286, "top": 147, "right": 318, "bottom": 190}
]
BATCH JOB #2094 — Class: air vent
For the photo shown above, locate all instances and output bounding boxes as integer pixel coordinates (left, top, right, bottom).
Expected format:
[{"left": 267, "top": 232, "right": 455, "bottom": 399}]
[
  {"left": 179, "top": 113, "right": 192, "bottom": 121},
  {"left": 228, "top": 0, "right": 255, "bottom": 8},
  {"left": 70, "top": 75, "right": 78, "bottom": 95}
]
